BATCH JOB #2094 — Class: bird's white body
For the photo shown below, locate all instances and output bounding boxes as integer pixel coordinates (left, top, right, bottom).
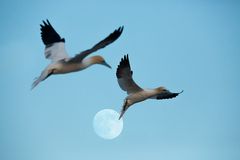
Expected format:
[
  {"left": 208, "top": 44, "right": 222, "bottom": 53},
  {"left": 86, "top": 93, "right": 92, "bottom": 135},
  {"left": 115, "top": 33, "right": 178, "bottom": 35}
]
[
  {"left": 32, "top": 56, "right": 109, "bottom": 89},
  {"left": 126, "top": 89, "right": 157, "bottom": 106},
  {"left": 48, "top": 57, "right": 97, "bottom": 74}
]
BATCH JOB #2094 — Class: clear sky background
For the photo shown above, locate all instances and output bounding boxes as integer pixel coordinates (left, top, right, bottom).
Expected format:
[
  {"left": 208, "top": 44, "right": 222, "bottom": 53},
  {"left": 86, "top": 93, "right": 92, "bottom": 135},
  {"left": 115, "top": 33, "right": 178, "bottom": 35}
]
[{"left": 0, "top": 0, "right": 240, "bottom": 160}]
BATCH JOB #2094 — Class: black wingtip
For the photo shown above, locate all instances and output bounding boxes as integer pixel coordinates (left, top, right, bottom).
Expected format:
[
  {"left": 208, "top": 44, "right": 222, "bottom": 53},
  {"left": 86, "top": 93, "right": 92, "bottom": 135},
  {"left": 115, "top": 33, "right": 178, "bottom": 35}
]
[
  {"left": 174, "top": 90, "right": 184, "bottom": 96},
  {"left": 121, "top": 54, "right": 130, "bottom": 67},
  {"left": 173, "top": 90, "right": 184, "bottom": 97},
  {"left": 114, "top": 26, "right": 124, "bottom": 38},
  {"left": 125, "top": 54, "right": 129, "bottom": 60},
  {"left": 46, "top": 19, "right": 50, "bottom": 24},
  {"left": 42, "top": 20, "right": 47, "bottom": 26},
  {"left": 40, "top": 19, "right": 64, "bottom": 45},
  {"left": 118, "top": 26, "right": 124, "bottom": 33},
  {"left": 41, "top": 19, "right": 50, "bottom": 26},
  {"left": 41, "top": 19, "right": 49, "bottom": 28},
  {"left": 156, "top": 89, "right": 183, "bottom": 100},
  {"left": 116, "top": 54, "right": 131, "bottom": 78}
]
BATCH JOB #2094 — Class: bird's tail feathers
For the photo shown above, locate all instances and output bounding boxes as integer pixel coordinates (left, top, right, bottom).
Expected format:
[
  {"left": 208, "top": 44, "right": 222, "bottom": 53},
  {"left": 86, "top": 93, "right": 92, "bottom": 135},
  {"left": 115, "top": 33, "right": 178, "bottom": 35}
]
[
  {"left": 119, "top": 99, "right": 128, "bottom": 120},
  {"left": 119, "top": 110, "right": 125, "bottom": 120},
  {"left": 31, "top": 77, "right": 42, "bottom": 90},
  {"left": 31, "top": 69, "right": 53, "bottom": 90}
]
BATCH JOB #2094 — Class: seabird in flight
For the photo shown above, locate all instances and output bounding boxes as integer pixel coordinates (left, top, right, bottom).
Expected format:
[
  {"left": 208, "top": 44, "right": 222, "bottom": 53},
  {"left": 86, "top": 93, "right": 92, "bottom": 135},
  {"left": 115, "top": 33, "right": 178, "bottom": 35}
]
[
  {"left": 116, "top": 54, "right": 183, "bottom": 119},
  {"left": 32, "top": 20, "right": 123, "bottom": 89}
]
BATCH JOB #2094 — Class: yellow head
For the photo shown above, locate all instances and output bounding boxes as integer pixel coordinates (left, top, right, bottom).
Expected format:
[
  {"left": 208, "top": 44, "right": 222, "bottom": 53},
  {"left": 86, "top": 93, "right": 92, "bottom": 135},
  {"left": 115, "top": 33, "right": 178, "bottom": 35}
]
[{"left": 91, "top": 55, "right": 111, "bottom": 68}]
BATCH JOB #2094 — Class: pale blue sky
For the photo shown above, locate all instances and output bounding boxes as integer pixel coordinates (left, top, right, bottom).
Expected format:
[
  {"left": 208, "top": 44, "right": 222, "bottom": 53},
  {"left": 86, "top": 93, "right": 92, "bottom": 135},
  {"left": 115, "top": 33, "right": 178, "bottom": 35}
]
[{"left": 0, "top": 0, "right": 240, "bottom": 160}]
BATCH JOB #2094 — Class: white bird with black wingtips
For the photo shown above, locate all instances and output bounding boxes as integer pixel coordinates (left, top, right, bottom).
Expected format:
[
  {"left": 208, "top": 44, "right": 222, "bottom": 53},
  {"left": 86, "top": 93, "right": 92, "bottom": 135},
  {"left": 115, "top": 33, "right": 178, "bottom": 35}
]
[
  {"left": 116, "top": 54, "right": 183, "bottom": 119},
  {"left": 32, "top": 20, "right": 123, "bottom": 89}
]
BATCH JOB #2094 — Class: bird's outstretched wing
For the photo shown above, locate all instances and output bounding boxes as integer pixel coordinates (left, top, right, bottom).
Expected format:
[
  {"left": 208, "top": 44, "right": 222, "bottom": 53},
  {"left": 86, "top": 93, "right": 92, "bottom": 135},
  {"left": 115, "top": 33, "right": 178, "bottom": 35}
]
[
  {"left": 155, "top": 90, "right": 183, "bottom": 100},
  {"left": 68, "top": 26, "right": 124, "bottom": 63},
  {"left": 116, "top": 54, "right": 143, "bottom": 94},
  {"left": 40, "top": 19, "right": 69, "bottom": 62}
]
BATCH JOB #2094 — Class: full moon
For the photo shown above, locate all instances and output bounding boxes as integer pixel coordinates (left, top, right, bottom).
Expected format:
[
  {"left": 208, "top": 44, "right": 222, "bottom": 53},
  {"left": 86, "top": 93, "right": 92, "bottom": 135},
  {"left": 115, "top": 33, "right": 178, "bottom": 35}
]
[{"left": 93, "top": 109, "right": 123, "bottom": 140}]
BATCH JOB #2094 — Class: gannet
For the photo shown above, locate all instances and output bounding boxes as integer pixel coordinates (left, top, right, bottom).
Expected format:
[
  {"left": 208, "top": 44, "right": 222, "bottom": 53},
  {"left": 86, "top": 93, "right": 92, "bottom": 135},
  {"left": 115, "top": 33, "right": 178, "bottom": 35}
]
[
  {"left": 116, "top": 55, "right": 183, "bottom": 119},
  {"left": 32, "top": 20, "right": 123, "bottom": 89}
]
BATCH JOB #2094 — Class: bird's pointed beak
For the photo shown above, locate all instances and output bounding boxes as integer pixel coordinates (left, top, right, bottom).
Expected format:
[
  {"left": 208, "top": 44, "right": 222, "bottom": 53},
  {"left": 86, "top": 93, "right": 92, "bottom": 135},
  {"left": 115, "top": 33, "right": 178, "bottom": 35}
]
[{"left": 102, "top": 61, "right": 112, "bottom": 69}]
